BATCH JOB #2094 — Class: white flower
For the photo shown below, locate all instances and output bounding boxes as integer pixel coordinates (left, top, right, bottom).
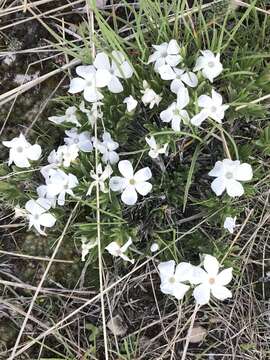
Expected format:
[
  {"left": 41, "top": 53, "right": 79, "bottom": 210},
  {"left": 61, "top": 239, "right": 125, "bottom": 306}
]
[
  {"left": 160, "top": 86, "right": 190, "bottom": 131},
  {"left": 64, "top": 128, "right": 93, "bottom": 152},
  {"left": 79, "top": 101, "right": 103, "bottom": 127},
  {"left": 81, "top": 237, "right": 97, "bottom": 262},
  {"left": 192, "top": 255, "right": 233, "bottom": 305},
  {"left": 25, "top": 198, "right": 56, "bottom": 236},
  {"left": 158, "top": 261, "right": 193, "bottom": 300},
  {"left": 93, "top": 51, "right": 133, "bottom": 93},
  {"left": 87, "top": 163, "right": 113, "bottom": 196},
  {"left": 44, "top": 169, "right": 78, "bottom": 206},
  {"left": 145, "top": 136, "right": 168, "bottom": 159},
  {"left": 224, "top": 216, "right": 237, "bottom": 234},
  {"left": 148, "top": 39, "right": 182, "bottom": 71},
  {"left": 58, "top": 144, "right": 79, "bottom": 168},
  {"left": 191, "top": 89, "right": 229, "bottom": 127},
  {"left": 93, "top": 132, "right": 119, "bottom": 164},
  {"left": 109, "top": 160, "right": 152, "bottom": 205},
  {"left": 193, "top": 50, "right": 223, "bottom": 83},
  {"left": 141, "top": 81, "right": 162, "bottom": 109},
  {"left": 2, "top": 133, "right": 41, "bottom": 168},
  {"left": 123, "top": 95, "right": 138, "bottom": 112},
  {"left": 105, "top": 237, "right": 134, "bottom": 263},
  {"left": 158, "top": 65, "right": 198, "bottom": 93},
  {"left": 40, "top": 149, "right": 63, "bottom": 179},
  {"left": 48, "top": 106, "right": 81, "bottom": 127},
  {"left": 68, "top": 65, "right": 104, "bottom": 102},
  {"left": 209, "top": 159, "right": 253, "bottom": 197},
  {"left": 150, "top": 242, "right": 159, "bottom": 252},
  {"left": 37, "top": 184, "right": 57, "bottom": 208}
]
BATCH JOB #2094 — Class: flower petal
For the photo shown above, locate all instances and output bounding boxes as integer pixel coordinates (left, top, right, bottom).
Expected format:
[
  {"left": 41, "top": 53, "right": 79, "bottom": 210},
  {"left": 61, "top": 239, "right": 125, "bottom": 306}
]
[
  {"left": 68, "top": 77, "right": 85, "bottom": 93},
  {"left": 121, "top": 185, "right": 138, "bottom": 205},
  {"left": 198, "top": 95, "right": 213, "bottom": 108},
  {"left": 134, "top": 167, "right": 152, "bottom": 182},
  {"left": 76, "top": 65, "right": 96, "bottom": 78},
  {"left": 135, "top": 181, "right": 152, "bottom": 196},
  {"left": 108, "top": 76, "right": 123, "bottom": 93},
  {"left": 172, "top": 283, "right": 190, "bottom": 300},
  {"left": 93, "top": 52, "right": 110, "bottom": 70},
  {"left": 95, "top": 68, "right": 111, "bottom": 87},
  {"left": 26, "top": 144, "right": 42, "bottom": 161},
  {"left": 234, "top": 163, "right": 253, "bottom": 181},
  {"left": 211, "top": 285, "right": 232, "bottom": 301},
  {"left": 190, "top": 110, "right": 208, "bottom": 127},
  {"left": 193, "top": 283, "right": 211, "bottom": 305},
  {"left": 167, "top": 39, "right": 180, "bottom": 55},
  {"left": 118, "top": 160, "right": 134, "bottom": 179},
  {"left": 181, "top": 71, "right": 198, "bottom": 87},
  {"left": 226, "top": 179, "right": 244, "bottom": 197},
  {"left": 160, "top": 107, "right": 173, "bottom": 123},
  {"left": 158, "top": 65, "right": 176, "bottom": 80},
  {"left": 176, "top": 86, "right": 189, "bottom": 109},
  {"left": 216, "top": 268, "right": 233, "bottom": 286},
  {"left": 39, "top": 213, "right": 56, "bottom": 228},
  {"left": 158, "top": 260, "right": 175, "bottom": 282},
  {"left": 204, "top": 255, "right": 219, "bottom": 277},
  {"left": 211, "top": 177, "right": 226, "bottom": 196},
  {"left": 175, "top": 262, "right": 194, "bottom": 282}
]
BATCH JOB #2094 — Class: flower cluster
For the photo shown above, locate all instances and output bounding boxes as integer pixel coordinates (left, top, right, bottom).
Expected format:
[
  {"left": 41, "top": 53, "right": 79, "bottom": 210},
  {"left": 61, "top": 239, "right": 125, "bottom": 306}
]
[
  {"left": 158, "top": 255, "right": 233, "bottom": 306},
  {"left": 1, "top": 39, "right": 253, "bottom": 287}
]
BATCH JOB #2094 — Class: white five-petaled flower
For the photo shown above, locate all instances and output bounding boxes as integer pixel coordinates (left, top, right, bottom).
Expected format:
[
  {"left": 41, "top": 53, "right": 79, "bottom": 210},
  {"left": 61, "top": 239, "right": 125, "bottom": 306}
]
[
  {"left": 57, "top": 144, "right": 79, "bottom": 168},
  {"left": 87, "top": 163, "right": 113, "bottom": 196},
  {"left": 158, "top": 65, "right": 198, "bottom": 93},
  {"left": 148, "top": 39, "right": 182, "bottom": 71},
  {"left": 68, "top": 65, "right": 104, "bottom": 102},
  {"left": 192, "top": 255, "right": 233, "bottom": 305},
  {"left": 25, "top": 198, "right": 56, "bottom": 236},
  {"left": 224, "top": 216, "right": 237, "bottom": 234},
  {"left": 193, "top": 50, "right": 223, "bottom": 83},
  {"left": 64, "top": 128, "right": 93, "bottom": 152},
  {"left": 141, "top": 81, "right": 162, "bottom": 109},
  {"left": 81, "top": 237, "right": 97, "bottom": 262},
  {"left": 93, "top": 51, "right": 133, "bottom": 93},
  {"left": 160, "top": 86, "right": 190, "bottom": 131},
  {"left": 158, "top": 261, "right": 194, "bottom": 300},
  {"left": 209, "top": 159, "right": 253, "bottom": 197},
  {"left": 79, "top": 101, "right": 103, "bottom": 127},
  {"left": 48, "top": 106, "right": 81, "bottom": 127},
  {"left": 109, "top": 160, "right": 152, "bottom": 205},
  {"left": 43, "top": 169, "right": 78, "bottom": 206},
  {"left": 105, "top": 237, "right": 134, "bottom": 263},
  {"left": 93, "top": 132, "right": 119, "bottom": 164},
  {"left": 123, "top": 95, "right": 138, "bottom": 112},
  {"left": 2, "top": 133, "right": 42, "bottom": 168},
  {"left": 191, "top": 89, "right": 229, "bottom": 127},
  {"left": 145, "top": 135, "right": 168, "bottom": 159}
]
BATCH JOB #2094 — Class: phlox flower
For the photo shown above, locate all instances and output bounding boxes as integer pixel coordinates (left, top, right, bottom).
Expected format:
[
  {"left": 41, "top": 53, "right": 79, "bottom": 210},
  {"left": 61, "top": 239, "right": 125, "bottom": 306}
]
[
  {"left": 158, "top": 261, "right": 194, "bottom": 300},
  {"left": 105, "top": 237, "right": 134, "bottom": 264},
  {"left": 158, "top": 65, "right": 198, "bottom": 93},
  {"left": 93, "top": 51, "right": 133, "bottom": 93},
  {"left": 123, "top": 95, "right": 138, "bottom": 112},
  {"left": 193, "top": 50, "right": 223, "bottom": 83},
  {"left": 79, "top": 101, "right": 103, "bottom": 127},
  {"left": 37, "top": 184, "right": 57, "bottom": 208},
  {"left": 93, "top": 132, "right": 119, "bottom": 164},
  {"left": 224, "top": 216, "right": 237, "bottom": 234},
  {"left": 191, "top": 89, "right": 229, "bottom": 127},
  {"left": 209, "top": 159, "right": 253, "bottom": 197},
  {"left": 25, "top": 198, "right": 56, "bottom": 236},
  {"left": 68, "top": 65, "right": 104, "bottom": 102},
  {"left": 192, "top": 255, "right": 233, "bottom": 305},
  {"left": 86, "top": 163, "right": 113, "bottom": 196},
  {"left": 64, "top": 128, "right": 93, "bottom": 152},
  {"left": 2, "top": 133, "right": 41, "bottom": 168},
  {"left": 109, "top": 160, "right": 152, "bottom": 206},
  {"left": 141, "top": 81, "right": 162, "bottom": 109},
  {"left": 58, "top": 144, "right": 79, "bottom": 168},
  {"left": 81, "top": 237, "right": 97, "bottom": 262},
  {"left": 160, "top": 86, "right": 190, "bottom": 131},
  {"left": 43, "top": 169, "right": 78, "bottom": 206},
  {"left": 148, "top": 39, "right": 182, "bottom": 71},
  {"left": 145, "top": 136, "right": 168, "bottom": 159},
  {"left": 48, "top": 106, "right": 81, "bottom": 127}
]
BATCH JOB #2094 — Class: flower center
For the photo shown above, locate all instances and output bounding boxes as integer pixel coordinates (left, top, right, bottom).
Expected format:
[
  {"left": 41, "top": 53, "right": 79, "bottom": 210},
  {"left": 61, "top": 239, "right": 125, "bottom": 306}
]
[
  {"left": 64, "top": 183, "right": 69, "bottom": 190},
  {"left": 161, "top": 51, "right": 167, "bottom": 58},
  {"left": 211, "top": 106, "right": 217, "bottom": 113},
  {"left": 208, "top": 61, "right": 215, "bottom": 68},
  {"left": 17, "top": 146, "right": 24, "bottom": 153},
  {"left": 109, "top": 68, "right": 114, "bottom": 75},
  {"left": 129, "top": 178, "right": 136, "bottom": 185},
  {"left": 225, "top": 171, "right": 234, "bottom": 180},
  {"left": 169, "top": 276, "right": 176, "bottom": 284},
  {"left": 34, "top": 214, "right": 39, "bottom": 220},
  {"left": 86, "top": 80, "right": 92, "bottom": 87},
  {"left": 173, "top": 109, "right": 180, "bottom": 116},
  {"left": 208, "top": 277, "right": 215, "bottom": 285},
  {"left": 74, "top": 138, "right": 79, "bottom": 144}
]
